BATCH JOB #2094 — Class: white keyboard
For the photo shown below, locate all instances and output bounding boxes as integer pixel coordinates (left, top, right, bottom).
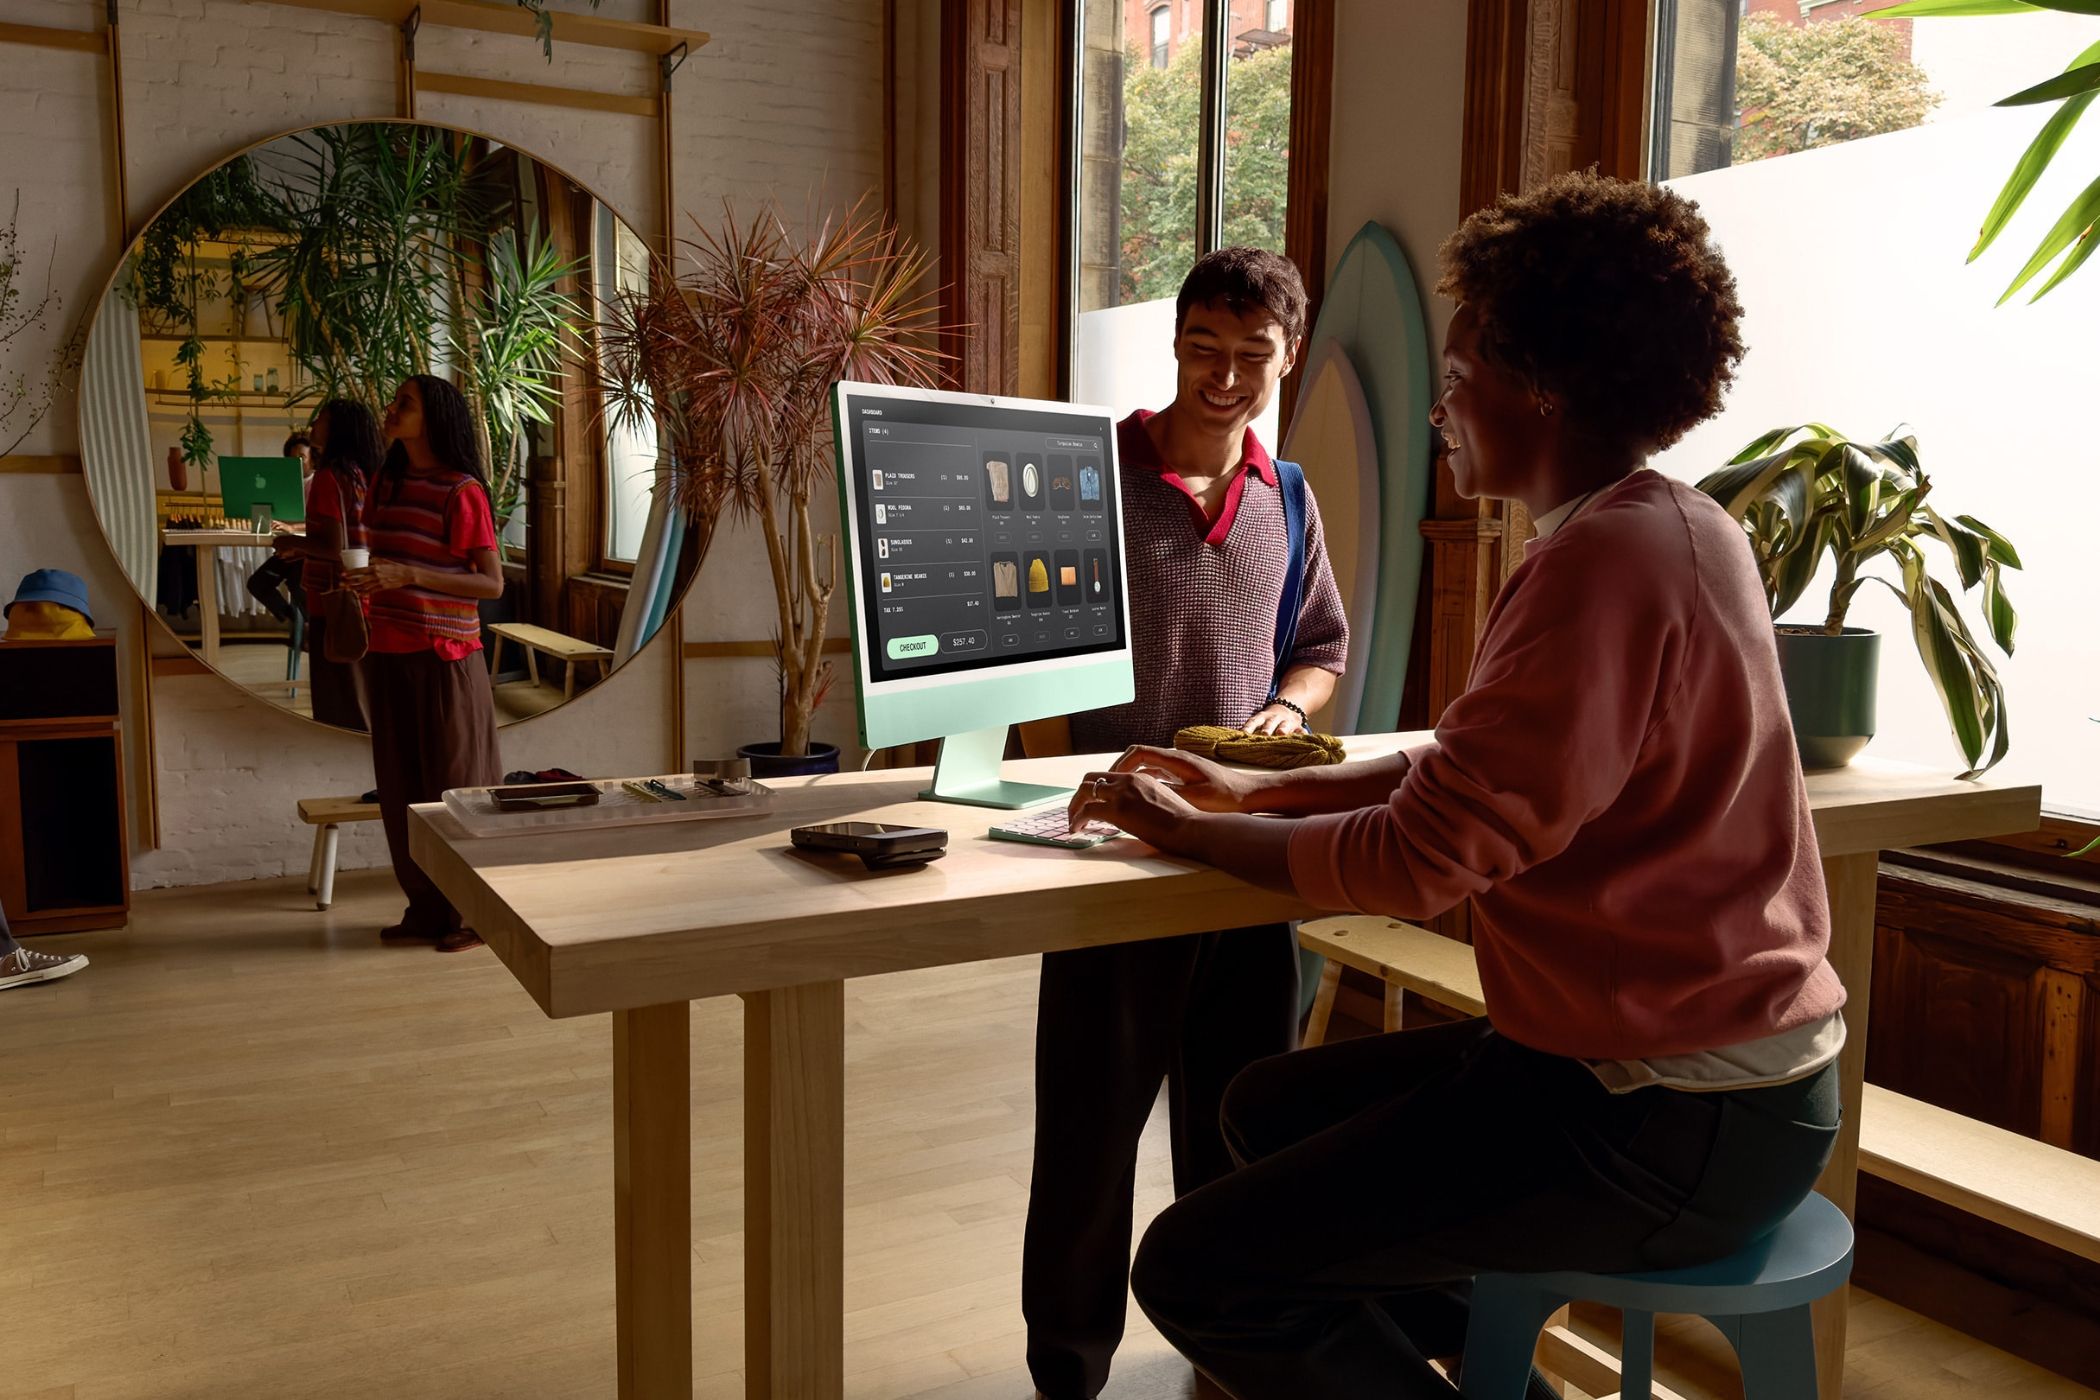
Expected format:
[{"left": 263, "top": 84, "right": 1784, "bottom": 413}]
[{"left": 989, "top": 806, "right": 1124, "bottom": 849}]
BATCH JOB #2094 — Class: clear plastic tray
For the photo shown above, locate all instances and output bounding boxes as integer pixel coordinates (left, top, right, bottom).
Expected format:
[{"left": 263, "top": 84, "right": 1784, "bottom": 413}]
[{"left": 441, "top": 773, "right": 774, "bottom": 837}]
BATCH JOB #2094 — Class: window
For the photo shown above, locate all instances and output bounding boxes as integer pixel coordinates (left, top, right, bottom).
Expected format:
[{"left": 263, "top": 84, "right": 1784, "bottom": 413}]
[
  {"left": 1266, "top": 0, "right": 1287, "bottom": 34},
  {"left": 1070, "top": 0, "right": 1295, "bottom": 448},
  {"left": 1149, "top": 5, "right": 1170, "bottom": 69},
  {"left": 595, "top": 207, "right": 659, "bottom": 567},
  {"left": 1646, "top": 2, "right": 2100, "bottom": 812}
]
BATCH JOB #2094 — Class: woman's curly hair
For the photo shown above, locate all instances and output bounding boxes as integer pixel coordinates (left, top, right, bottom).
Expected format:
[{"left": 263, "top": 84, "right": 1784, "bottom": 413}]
[{"left": 1436, "top": 171, "right": 1745, "bottom": 455}]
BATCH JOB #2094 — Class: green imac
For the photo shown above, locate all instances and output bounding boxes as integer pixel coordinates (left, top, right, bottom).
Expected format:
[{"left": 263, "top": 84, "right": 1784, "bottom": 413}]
[
  {"left": 832, "top": 381, "right": 1133, "bottom": 809},
  {"left": 218, "top": 456, "right": 308, "bottom": 525}
]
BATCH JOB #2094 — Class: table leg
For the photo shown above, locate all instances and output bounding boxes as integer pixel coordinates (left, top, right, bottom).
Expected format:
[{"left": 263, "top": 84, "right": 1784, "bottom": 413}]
[
  {"left": 745, "top": 980, "right": 845, "bottom": 1400},
  {"left": 195, "top": 545, "right": 220, "bottom": 666},
  {"left": 615, "top": 1002, "right": 692, "bottom": 1400},
  {"left": 1811, "top": 850, "right": 1879, "bottom": 1400}
]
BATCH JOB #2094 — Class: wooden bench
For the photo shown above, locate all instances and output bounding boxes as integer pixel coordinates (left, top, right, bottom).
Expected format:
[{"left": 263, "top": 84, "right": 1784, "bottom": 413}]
[
  {"left": 1298, "top": 916, "right": 1485, "bottom": 1045},
  {"left": 1861, "top": 1083, "right": 2100, "bottom": 1263},
  {"left": 486, "top": 622, "right": 613, "bottom": 700},
  {"left": 297, "top": 795, "right": 380, "bottom": 910}
]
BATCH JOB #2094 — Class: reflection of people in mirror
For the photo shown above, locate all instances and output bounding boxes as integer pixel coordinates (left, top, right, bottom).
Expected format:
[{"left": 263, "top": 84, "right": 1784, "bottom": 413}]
[
  {"left": 272, "top": 404, "right": 382, "bottom": 732},
  {"left": 245, "top": 431, "right": 313, "bottom": 627},
  {"left": 346, "top": 376, "right": 505, "bottom": 954}
]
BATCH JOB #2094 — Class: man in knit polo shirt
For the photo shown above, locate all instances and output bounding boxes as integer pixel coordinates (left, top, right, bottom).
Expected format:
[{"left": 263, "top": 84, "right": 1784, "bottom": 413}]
[{"left": 1022, "top": 247, "right": 1347, "bottom": 1400}]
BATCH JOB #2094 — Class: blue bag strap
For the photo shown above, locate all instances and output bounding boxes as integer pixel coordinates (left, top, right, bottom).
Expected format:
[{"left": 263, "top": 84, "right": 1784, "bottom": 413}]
[{"left": 1270, "top": 457, "right": 1308, "bottom": 702}]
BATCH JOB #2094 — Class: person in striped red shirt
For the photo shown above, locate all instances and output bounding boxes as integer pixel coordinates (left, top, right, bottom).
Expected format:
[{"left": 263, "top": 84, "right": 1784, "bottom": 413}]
[{"left": 344, "top": 375, "right": 505, "bottom": 953}]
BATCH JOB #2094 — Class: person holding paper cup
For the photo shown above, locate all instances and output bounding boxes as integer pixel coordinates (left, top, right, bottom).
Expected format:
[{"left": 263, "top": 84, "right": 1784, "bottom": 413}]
[
  {"left": 343, "top": 376, "right": 505, "bottom": 954},
  {"left": 271, "top": 399, "right": 383, "bottom": 731}
]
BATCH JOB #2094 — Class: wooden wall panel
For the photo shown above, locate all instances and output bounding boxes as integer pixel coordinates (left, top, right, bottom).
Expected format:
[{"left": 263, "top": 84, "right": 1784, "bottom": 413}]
[{"left": 942, "top": 0, "right": 1025, "bottom": 397}]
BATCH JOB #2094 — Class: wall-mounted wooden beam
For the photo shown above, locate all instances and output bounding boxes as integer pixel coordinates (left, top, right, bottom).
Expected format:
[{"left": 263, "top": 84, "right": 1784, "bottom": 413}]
[
  {"left": 0, "top": 455, "right": 82, "bottom": 475},
  {"left": 416, "top": 69, "right": 658, "bottom": 118},
  {"left": 0, "top": 20, "right": 104, "bottom": 54},
  {"left": 244, "top": 0, "right": 708, "bottom": 59}
]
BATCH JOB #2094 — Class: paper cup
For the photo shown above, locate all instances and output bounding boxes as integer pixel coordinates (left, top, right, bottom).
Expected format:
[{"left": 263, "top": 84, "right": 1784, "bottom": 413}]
[{"left": 340, "top": 548, "right": 370, "bottom": 570}]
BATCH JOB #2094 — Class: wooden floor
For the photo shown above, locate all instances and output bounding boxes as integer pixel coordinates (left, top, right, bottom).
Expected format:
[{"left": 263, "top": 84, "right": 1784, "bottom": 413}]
[
  {"left": 2, "top": 872, "right": 2092, "bottom": 1400},
  {"left": 210, "top": 640, "right": 570, "bottom": 723}
]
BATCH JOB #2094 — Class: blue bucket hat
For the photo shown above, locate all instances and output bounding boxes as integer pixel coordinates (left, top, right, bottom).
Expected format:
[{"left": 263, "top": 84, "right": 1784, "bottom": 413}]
[{"left": 6, "top": 569, "right": 94, "bottom": 626}]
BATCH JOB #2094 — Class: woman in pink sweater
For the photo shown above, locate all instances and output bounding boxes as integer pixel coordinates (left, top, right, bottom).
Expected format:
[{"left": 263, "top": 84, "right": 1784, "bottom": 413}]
[{"left": 1068, "top": 173, "right": 1845, "bottom": 1399}]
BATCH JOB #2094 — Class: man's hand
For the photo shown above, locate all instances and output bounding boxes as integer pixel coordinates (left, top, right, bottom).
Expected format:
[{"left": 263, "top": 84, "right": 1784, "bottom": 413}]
[
  {"left": 343, "top": 560, "right": 414, "bottom": 595},
  {"left": 1242, "top": 703, "right": 1305, "bottom": 736}
]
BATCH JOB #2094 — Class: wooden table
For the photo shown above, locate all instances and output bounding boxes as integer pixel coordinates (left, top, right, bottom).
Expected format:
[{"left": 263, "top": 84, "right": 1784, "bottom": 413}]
[
  {"left": 161, "top": 527, "right": 279, "bottom": 666},
  {"left": 407, "top": 735, "right": 2039, "bottom": 1400}
]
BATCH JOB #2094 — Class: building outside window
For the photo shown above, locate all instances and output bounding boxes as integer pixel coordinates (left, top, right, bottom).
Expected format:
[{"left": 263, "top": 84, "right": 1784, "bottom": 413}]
[
  {"left": 1647, "top": 1, "right": 2100, "bottom": 811},
  {"left": 1149, "top": 5, "right": 1170, "bottom": 68},
  {"left": 1076, "top": 1, "right": 1295, "bottom": 446}
]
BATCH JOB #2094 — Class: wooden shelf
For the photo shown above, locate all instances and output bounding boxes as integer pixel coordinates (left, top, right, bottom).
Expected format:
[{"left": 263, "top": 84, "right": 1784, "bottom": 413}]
[
  {"left": 0, "top": 20, "right": 105, "bottom": 55},
  {"left": 245, "top": 0, "right": 709, "bottom": 59}
]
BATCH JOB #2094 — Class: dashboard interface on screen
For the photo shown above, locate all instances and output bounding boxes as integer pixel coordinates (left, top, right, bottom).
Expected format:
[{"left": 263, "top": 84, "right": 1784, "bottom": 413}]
[{"left": 842, "top": 392, "right": 1125, "bottom": 685}]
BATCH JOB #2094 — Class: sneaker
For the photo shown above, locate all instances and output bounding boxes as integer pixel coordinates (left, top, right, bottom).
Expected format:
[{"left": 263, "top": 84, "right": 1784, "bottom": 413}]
[
  {"left": 0, "top": 946, "right": 89, "bottom": 990},
  {"left": 379, "top": 922, "right": 444, "bottom": 944},
  {"left": 435, "top": 930, "right": 484, "bottom": 954}
]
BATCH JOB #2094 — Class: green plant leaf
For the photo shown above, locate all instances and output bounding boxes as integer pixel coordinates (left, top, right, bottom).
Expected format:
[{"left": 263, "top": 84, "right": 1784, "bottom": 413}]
[
  {"left": 1982, "top": 561, "right": 2019, "bottom": 653},
  {"left": 1839, "top": 443, "right": 1883, "bottom": 540},
  {"left": 1970, "top": 41, "right": 2100, "bottom": 258},
  {"left": 1953, "top": 513, "right": 2024, "bottom": 567},
  {"left": 2026, "top": 218, "right": 2100, "bottom": 298},
  {"left": 1998, "top": 61, "right": 2100, "bottom": 107},
  {"left": 1924, "top": 507, "right": 1988, "bottom": 589},
  {"left": 1727, "top": 425, "right": 1801, "bottom": 465},
  {"left": 1998, "top": 170, "right": 2100, "bottom": 303},
  {"left": 1901, "top": 549, "right": 1987, "bottom": 770}
]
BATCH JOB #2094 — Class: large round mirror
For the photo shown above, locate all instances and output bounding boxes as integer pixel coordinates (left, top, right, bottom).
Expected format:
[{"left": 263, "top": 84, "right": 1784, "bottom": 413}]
[{"left": 77, "top": 120, "right": 690, "bottom": 732}]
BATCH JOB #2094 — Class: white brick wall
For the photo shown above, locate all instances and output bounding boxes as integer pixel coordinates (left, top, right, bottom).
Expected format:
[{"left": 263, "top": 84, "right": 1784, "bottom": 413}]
[{"left": 0, "top": 0, "right": 888, "bottom": 891}]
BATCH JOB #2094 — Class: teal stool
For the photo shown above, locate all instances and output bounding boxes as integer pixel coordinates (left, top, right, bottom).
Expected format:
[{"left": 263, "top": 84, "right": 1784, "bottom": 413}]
[{"left": 1459, "top": 1192, "right": 1854, "bottom": 1400}]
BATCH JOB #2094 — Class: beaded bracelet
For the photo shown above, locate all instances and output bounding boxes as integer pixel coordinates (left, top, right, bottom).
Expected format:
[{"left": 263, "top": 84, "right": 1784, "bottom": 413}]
[{"left": 1269, "top": 696, "right": 1308, "bottom": 725}]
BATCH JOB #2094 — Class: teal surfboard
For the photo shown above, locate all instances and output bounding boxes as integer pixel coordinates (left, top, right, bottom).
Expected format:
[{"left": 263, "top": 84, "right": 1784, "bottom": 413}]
[
  {"left": 1290, "top": 222, "right": 1433, "bottom": 729},
  {"left": 1281, "top": 339, "right": 1379, "bottom": 733}
]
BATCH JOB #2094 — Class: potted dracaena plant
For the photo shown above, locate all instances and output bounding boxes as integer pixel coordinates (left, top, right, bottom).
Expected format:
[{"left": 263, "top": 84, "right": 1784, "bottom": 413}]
[
  {"left": 599, "top": 200, "right": 949, "bottom": 773},
  {"left": 1697, "top": 424, "right": 2020, "bottom": 778}
]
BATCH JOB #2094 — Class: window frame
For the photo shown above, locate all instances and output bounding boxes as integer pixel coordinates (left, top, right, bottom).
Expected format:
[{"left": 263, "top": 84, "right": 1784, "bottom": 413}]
[
  {"left": 1058, "top": 0, "right": 1333, "bottom": 401},
  {"left": 1149, "top": 4, "right": 1170, "bottom": 68}
]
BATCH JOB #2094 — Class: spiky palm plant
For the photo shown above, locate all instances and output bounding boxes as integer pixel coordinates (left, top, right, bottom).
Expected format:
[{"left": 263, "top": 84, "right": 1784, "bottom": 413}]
[{"left": 600, "top": 200, "right": 950, "bottom": 758}]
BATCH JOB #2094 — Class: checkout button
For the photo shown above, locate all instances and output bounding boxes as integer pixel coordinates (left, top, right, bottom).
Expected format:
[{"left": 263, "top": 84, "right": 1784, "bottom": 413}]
[{"left": 886, "top": 634, "right": 939, "bottom": 660}]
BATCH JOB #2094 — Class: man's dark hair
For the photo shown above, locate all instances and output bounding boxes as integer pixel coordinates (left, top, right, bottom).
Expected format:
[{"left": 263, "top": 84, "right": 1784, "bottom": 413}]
[
  {"left": 1175, "top": 247, "right": 1308, "bottom": 344},
  {"left": 1436, "top": 170, "right": 1745, "bottom": 456},
  {"left": 282, "top": 431, "right": 313, "bottom": 455}
]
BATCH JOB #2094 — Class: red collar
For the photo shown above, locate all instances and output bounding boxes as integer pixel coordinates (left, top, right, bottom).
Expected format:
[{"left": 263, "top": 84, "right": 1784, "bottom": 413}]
[{"left": 1118, "top": 409, "right": 1278, "bottom": 545}]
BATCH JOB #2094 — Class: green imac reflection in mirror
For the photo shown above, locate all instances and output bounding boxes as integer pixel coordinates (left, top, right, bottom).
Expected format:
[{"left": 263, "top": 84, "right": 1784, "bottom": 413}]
[{"left": 77, "top": 120, "right": 694, "bottom": 732}]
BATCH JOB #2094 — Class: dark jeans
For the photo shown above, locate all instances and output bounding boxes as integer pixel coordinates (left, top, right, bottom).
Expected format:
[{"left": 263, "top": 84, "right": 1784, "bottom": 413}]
[
  {"left": 365, "top": 649, "right": 502, "bottom": 935},
  {"left": 1024, "top": 926, "right": 1300, "bottom": 1400},
  {"left": 1131, "top": 1019, "right": 1840, "bottom": 1400},
  {"left": 246, "top": 553, "right": 305, "bottom": 623},
  {"left": 0, "top": 900, "right": 16, "bottom": 958}
]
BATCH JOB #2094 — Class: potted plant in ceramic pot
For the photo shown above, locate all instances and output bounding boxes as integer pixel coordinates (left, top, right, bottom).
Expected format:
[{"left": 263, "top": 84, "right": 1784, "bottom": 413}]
[
  {"left": 1697, "top": 423, "right": 2020, "bottom": 777},
  {"left": 600, "top": 201, "right": 948, "bottom": 775}
]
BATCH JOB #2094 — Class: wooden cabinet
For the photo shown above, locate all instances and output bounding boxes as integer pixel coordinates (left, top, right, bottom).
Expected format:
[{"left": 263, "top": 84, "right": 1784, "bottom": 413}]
[
  {"left": 0, "top": 633, "right": 130, "bottom": 934},
  {"left": 1858, "top": 855, "right": 2100, "bottom": 1386}
]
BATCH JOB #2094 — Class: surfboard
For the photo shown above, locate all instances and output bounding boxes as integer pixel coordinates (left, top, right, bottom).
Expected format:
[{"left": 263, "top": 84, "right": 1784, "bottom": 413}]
[
  {"left": 1280, "top": 339, "right": 1379, "bottom": 734},
  {"left": 1292, "top": 221, "right": 1434, "bottom": 730}
]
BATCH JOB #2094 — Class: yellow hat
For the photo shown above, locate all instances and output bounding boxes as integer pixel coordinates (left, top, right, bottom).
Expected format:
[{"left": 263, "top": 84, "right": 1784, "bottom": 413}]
[
  {"left": 1027, "top": 558, "right": 1049, "bottom": 593},
  {"left": 3, "top": 600, "right": 95, "bottom": 640}
]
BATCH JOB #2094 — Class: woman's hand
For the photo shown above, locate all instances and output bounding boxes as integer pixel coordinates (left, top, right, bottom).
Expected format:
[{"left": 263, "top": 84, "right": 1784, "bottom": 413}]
[
  {"left": 1104, "top": 744, "right": 1261, "bottom": 813},
  {"left": 1242, "top": 703, "right": 1305, "bottom": 736},
  {"left": 1065, "top": 767, "right": 1202, "bottom": 854},
  {"left": 343, "top": 560, "right": 414, "bottom": 595}
]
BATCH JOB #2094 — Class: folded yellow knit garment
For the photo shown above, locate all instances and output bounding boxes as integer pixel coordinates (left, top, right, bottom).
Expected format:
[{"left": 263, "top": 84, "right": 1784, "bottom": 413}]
[{"left": 1173, "top": 725, "right": 1346, "bottom": 769}]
